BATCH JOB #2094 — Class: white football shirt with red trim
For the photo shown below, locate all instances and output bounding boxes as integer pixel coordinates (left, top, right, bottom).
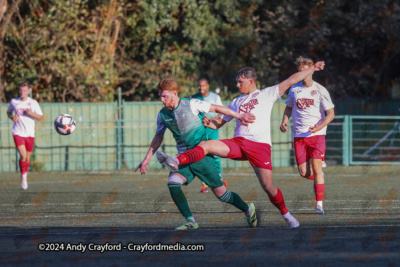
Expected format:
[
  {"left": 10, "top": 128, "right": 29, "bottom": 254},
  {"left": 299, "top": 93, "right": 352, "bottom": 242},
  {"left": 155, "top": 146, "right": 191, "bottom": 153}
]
[
  {"left": 222, "top": 85, "right": 280, "bottom": 145},
  {"left": 7, "top": 97, "right": 43, "bottom": 137},
  {"left": 286, "top": 81, "right": 334, "bottom": 138}
]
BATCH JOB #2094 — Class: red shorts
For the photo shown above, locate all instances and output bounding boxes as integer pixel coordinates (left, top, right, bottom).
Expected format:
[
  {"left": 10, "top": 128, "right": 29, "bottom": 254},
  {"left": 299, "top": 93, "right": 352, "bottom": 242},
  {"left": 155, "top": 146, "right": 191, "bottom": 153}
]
[
  {"left": 220, "top": 137, "right": 272, "bottom": 170},
  {"left": 13, "top": 135, "right": 35, "bottom": 152},
  {"left": 294, "top": 135, "right": 326, "bottom": 166}
]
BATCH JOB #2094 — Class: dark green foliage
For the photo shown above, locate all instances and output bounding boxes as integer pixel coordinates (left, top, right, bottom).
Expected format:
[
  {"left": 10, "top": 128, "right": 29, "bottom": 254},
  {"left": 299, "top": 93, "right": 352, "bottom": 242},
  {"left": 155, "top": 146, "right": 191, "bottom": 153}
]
[{"left": 0, "top": 0, "right": 398, "bottom": 102}]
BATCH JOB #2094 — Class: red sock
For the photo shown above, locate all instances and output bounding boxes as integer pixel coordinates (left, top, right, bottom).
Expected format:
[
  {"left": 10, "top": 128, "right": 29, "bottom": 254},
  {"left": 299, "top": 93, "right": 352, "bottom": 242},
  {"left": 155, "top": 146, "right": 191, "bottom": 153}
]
[
  {"left": 176, "top": 146, "right": 205, "bottom": 165},
  {"left": 268, "top": 188, "right": 288, "bottom": 215},
  {"left": 26, "top": 161, "right": 30, "bottom": 174},
  {"left": 314, "top": 184, "right": 325, "bottom": 201},
  {"left": 308, "top": 174, "right": 315, "bottom": 180},
  {"left": 19, "top": 160, "right": 29, "bottom": 175}
]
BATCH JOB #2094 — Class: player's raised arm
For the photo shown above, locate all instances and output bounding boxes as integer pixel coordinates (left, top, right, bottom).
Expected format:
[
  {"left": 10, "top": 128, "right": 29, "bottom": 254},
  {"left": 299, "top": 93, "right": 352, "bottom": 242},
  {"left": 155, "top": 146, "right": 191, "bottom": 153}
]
[
  {"left": 209, "top": 104, "right": 255, "bottom": 125},
  {"left": 278, "top": 61, "right": 325, "bottom": 96},
  {"left": 203, "top": 115, "right": 227, "bottom": 130}
]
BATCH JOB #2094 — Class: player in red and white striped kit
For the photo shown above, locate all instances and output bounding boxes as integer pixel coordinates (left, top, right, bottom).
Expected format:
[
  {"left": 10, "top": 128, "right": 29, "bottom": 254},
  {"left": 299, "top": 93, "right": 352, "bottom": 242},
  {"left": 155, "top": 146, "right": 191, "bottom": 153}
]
[
  {"left": 280, "top": 56, "right": 335, "bottom": 214},
  {"left": 7, "top": 82, "right": 43, "bottom": 190}
]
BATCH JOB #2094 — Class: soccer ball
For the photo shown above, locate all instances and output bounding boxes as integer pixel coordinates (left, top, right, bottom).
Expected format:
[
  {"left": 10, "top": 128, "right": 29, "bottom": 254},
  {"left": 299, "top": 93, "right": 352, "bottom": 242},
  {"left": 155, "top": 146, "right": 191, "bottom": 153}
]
[{"left": 54, "top": 114, "right": 76, "bottom": 135}]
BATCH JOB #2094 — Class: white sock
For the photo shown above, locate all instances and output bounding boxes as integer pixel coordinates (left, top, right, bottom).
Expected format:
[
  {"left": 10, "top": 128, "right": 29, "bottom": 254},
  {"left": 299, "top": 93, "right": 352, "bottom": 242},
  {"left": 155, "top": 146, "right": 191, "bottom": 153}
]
[
  {"left": 282, "top": 211, "right": 292, "bottom": 218},
  {"left": 21, "top": 173, "right": 28, "bottom": 190},
  {"left": 316, "top": 201, "right": 323, "bottom": 208}
]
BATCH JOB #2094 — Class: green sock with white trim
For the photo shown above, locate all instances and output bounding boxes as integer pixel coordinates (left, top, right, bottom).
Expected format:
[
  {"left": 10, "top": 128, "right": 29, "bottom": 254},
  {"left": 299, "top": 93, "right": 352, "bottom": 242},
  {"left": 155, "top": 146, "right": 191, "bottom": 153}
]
[{"left": 218, "top": 190, "right": 249, "bottom": 212}]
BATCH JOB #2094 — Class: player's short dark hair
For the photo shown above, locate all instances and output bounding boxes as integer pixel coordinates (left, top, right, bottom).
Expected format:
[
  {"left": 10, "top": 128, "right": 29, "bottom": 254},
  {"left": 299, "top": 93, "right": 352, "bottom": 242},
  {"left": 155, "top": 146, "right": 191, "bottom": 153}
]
[
  {"left": 198, "top": 78, "right": 208, "bottom": 84},
  {"left": 236, "top": 67, "right": 257, "bottom": 82},
  {"left": 19, "top": 82, "right": 29, "bottom": 88}
]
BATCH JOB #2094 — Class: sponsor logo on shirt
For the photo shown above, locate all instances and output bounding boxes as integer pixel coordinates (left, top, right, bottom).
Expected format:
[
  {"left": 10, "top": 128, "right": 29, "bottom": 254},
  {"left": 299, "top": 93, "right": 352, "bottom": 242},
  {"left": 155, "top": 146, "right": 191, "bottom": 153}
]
[
  {"left": 239, "top": 99, "right": 259, "bottom": 113},
  {"left": 16, "top": 102, "right": 31, "bottom": 116},
  {"left": 16, "top": 108, "right": 27, "bottom": 116},
  {"left": 296, "top": 98, "right": 314, "bottom": 109}
]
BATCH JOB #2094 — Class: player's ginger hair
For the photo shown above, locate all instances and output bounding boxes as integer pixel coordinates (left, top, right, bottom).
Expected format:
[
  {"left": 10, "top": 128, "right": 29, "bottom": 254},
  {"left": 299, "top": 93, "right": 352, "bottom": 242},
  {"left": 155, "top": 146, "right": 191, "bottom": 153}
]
[
  {"left": 295, "top": 56, "right": 314, "bottom": 71},
  {"left": 158, "top": 79, "right": 178, "bottom": 93}
]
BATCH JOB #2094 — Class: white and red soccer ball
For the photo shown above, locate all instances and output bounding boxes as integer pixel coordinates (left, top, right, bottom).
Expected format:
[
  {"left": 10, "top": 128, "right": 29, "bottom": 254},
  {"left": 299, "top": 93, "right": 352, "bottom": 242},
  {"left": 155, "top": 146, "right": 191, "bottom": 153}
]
[{"left": 54, "top": 114, "right": 76, "bottom": 135}]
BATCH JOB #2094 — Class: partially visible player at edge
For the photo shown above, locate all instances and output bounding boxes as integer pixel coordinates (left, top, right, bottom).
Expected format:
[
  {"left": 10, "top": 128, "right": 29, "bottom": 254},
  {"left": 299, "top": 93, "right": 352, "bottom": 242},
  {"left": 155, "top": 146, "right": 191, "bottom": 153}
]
[
  {"left": 280, "top": 56, "right": 335, "bottom": 214},
  {"left": 191, "top": 78, "right": 227, "bottom": 193},
  {"left": 7, "top": 82, "right": 44, "bottom": 190},
  {"left": 157, "top": 61, "right": 326, "bottom": 228},
  {"left": 135, "top": 79, "right": 257, "bottom": 230}
]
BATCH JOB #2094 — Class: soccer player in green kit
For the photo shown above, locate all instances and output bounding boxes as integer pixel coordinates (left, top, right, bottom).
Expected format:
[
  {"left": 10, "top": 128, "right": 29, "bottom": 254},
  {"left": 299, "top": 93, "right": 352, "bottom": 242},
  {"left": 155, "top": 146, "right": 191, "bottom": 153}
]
[
  {"left": 191, "top": 78, "right": 227, "bottom": 193},
  {"left": 135, "top": 79, "right": 257, "bottom": 230}
]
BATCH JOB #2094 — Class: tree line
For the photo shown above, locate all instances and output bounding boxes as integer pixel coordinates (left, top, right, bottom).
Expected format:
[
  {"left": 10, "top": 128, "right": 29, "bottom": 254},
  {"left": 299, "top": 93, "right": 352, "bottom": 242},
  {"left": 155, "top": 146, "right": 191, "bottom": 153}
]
[{"left": 0, "top": 0, "right": 399, "bottom": 103}]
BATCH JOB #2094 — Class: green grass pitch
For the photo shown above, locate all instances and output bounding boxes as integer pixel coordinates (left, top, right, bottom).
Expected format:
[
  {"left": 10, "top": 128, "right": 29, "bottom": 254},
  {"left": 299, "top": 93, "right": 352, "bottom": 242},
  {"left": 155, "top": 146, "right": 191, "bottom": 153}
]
[{"left": 0, "top": 166, "right": 399, "bottom": 266}]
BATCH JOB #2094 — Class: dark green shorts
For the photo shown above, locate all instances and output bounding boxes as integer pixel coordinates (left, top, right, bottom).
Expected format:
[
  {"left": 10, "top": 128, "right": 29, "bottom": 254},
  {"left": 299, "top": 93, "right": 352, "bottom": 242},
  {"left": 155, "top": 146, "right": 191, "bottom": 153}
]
[
  {"left": 206, "top": 127, "right": 219, "bottom": 140},
  {"left": 170, "top": 155, "right": 223, "bottom": 188}
]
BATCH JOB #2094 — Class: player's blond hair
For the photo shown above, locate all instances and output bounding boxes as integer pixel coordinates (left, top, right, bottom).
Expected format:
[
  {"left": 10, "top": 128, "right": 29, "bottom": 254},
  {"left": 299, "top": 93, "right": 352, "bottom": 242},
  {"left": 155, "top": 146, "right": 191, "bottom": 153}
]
[
  {"left": 295, "top": 56, "right": 314, "bottom": 71},
  {"left": 158, "top": 79, "right": 178, "bottom": 92}
]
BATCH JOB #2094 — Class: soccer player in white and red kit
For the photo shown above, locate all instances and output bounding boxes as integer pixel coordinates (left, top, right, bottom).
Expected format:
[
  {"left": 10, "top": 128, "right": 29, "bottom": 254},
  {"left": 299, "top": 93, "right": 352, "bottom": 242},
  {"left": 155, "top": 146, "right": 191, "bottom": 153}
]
[
  {"left": 7, "top": 83, "right": 43, "bottom": 190},
  {"left": 280, "top": 56, "right": 335, "bottom": 214},
  {"left": 157, "top": 62, "right": 326, "bottom": 228}
]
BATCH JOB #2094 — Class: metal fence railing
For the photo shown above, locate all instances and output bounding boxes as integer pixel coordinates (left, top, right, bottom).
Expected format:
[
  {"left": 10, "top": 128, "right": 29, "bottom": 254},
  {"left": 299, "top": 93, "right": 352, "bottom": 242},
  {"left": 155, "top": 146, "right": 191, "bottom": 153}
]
[
  {"left": 349, "top": 116, "right": 400, "bottom": 165},
  {"left": 1, "top": 101, "right": 399, "bottom": 172}
]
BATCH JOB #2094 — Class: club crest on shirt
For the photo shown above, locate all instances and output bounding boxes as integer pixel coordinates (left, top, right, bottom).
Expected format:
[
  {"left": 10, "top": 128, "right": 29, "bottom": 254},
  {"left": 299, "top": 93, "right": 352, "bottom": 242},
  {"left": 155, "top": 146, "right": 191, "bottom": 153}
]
[
  {"left": 296, "top": 98, "right": 314, "bottom": 109},
  {"left": 239, "top": 99, "right": 259, "bottom": 113},
  {"left": 310, "top": 90, "right": 317, "bottom": 96}
]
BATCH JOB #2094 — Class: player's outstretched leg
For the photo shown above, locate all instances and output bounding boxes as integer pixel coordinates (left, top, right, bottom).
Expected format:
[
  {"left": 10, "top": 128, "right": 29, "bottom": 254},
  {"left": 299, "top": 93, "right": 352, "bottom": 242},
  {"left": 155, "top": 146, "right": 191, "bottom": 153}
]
[
  {"left": 176, "top": 146, "right": 206, "bottom": 165},
  {"left": 156, "top": 151, "right": 179, "bottom": 171}
]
